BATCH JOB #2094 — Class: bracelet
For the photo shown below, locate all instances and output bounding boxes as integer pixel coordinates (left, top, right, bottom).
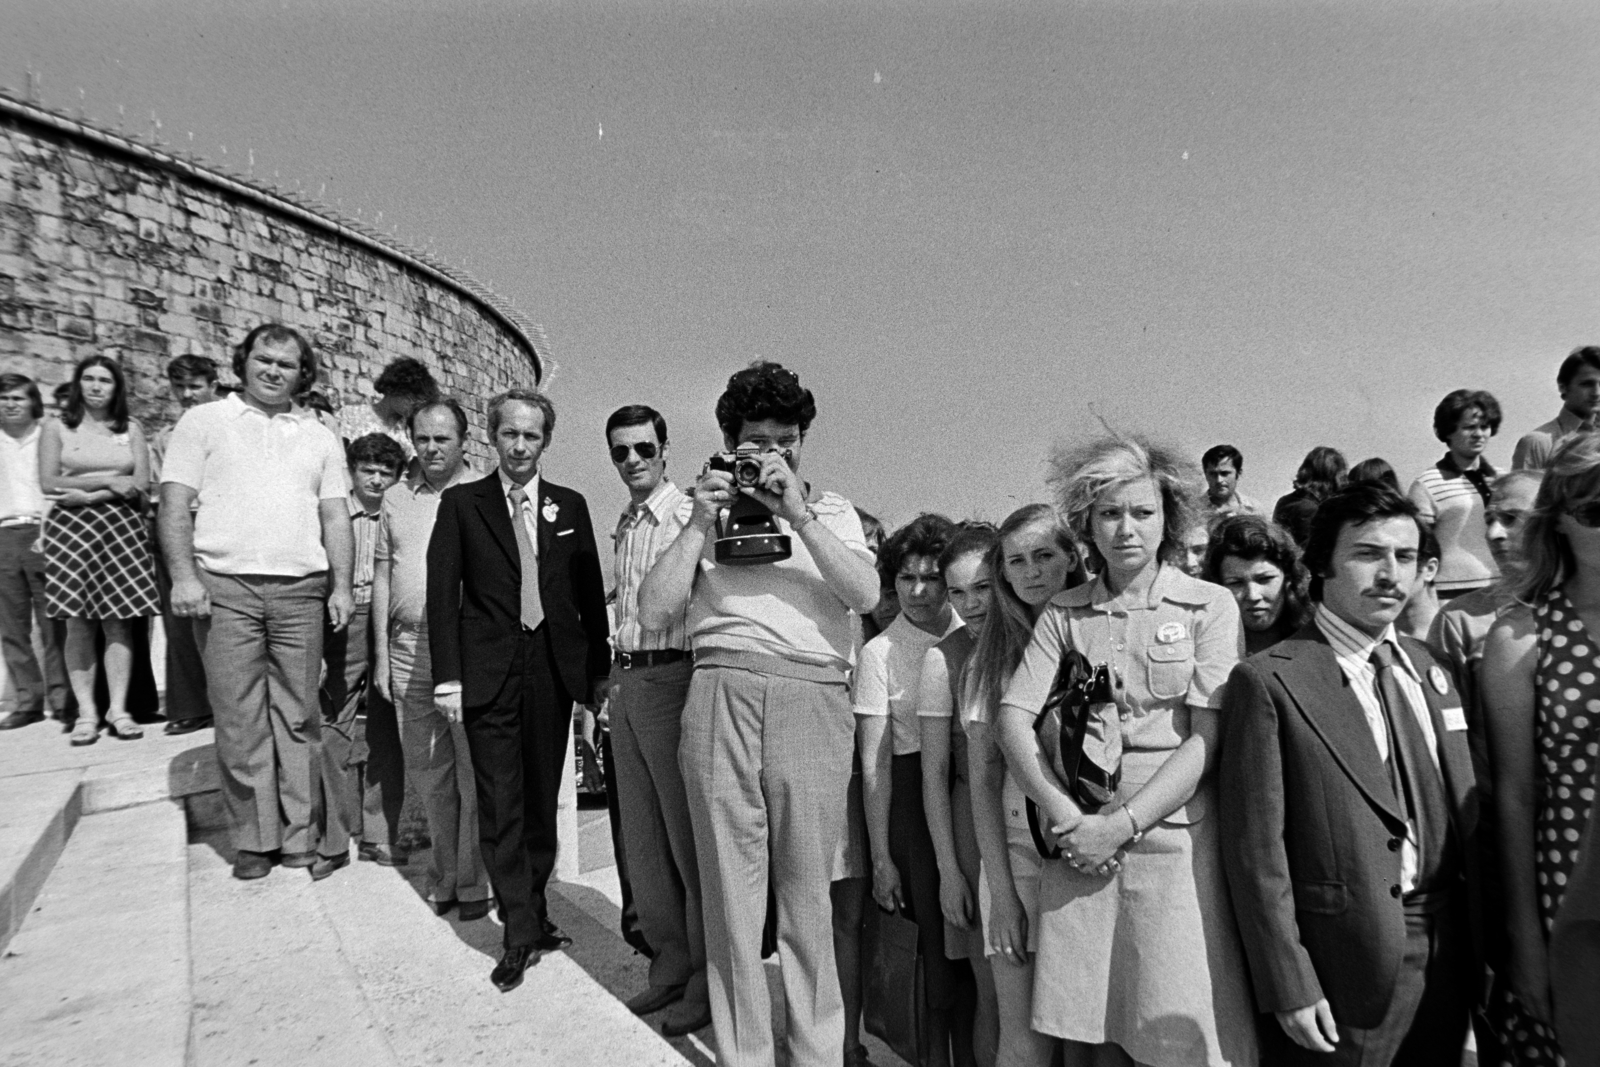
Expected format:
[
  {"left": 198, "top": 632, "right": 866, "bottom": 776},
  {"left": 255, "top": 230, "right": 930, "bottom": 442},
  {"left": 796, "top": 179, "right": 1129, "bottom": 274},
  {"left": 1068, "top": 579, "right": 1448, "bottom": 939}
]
[
  {"left": 1122, "top": 803, "right": 1145, "bottom": 845},
  {"left": 791, "top": 505, "right": 818, "bottom": 532}
]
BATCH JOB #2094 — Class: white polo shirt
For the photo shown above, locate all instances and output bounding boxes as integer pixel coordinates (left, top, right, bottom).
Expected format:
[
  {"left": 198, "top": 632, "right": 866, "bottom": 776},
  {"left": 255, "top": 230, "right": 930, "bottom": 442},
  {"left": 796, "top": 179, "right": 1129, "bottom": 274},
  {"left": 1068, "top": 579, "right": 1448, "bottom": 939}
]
[{"left": 161, "top": 393, "right": 347, "bottom": 577}]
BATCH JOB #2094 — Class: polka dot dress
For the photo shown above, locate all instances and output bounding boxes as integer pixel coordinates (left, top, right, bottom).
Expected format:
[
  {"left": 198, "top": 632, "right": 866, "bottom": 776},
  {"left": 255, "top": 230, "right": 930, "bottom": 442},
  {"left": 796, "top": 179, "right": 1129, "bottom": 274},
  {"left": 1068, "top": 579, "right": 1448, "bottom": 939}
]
[{"left": 1496, "top": 592, "right": 1599, "bottom": 1066}]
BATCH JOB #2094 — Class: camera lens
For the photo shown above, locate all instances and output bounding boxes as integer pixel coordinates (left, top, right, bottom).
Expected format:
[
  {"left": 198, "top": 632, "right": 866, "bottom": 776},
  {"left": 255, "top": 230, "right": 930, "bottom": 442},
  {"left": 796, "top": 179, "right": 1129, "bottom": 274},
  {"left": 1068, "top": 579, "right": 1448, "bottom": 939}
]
[{"left": 735, "top": 460, "right": 761, "bottom": 488}]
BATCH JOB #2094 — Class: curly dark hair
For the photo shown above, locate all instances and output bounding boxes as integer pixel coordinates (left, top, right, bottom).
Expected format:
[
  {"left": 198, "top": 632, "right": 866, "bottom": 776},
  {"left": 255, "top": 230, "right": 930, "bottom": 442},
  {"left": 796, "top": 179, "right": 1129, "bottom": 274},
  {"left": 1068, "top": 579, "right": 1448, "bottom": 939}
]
[
  {"left": 714, "top": 361, "right": 817, "bottom": 441},
  {"left": 877, "top": 513, "right": 955, "bottom": 586},
  {"left": 1430, "top": 388, "right": 1502, "bottom": 442},
  {"left": 1203, "top": 514, "right": 1312, "bottom": 632},
  {"left": 1302, "top": 482, "right": 1426, "bottom": 600},
  {"left": 346, "top": 432, "right": 408, "bottom": 476},
  {"left": 374, "top": 357, "right": 441, "bottom": 403}
]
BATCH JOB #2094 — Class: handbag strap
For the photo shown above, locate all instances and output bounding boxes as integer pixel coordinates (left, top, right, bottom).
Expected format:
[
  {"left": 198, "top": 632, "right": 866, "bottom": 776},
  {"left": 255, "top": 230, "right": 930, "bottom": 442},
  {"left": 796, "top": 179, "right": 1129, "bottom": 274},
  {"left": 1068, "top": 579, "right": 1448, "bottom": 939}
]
[{"left": 1025, "top": 797, "right": 1062, "bottom": 860}]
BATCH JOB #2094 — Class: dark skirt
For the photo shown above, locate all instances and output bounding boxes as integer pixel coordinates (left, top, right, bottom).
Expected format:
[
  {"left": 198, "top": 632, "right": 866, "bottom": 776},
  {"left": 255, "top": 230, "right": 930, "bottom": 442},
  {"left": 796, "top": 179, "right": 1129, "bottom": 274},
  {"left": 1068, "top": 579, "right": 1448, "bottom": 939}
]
[
  {"left": 890, "top": 751, "right": 969, "bottom": 1010},
  {"left": 43, "top": 499, "right": 161, "bottom": 620}
]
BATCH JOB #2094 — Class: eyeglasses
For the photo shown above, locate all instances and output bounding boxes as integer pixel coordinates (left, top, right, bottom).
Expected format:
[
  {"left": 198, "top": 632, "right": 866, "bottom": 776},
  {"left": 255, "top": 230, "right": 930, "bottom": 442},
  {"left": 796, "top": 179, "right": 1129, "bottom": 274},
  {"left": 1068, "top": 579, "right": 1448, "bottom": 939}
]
[
  {"left": 1567, "top": 502, "right": 1600, "bottom": 528},
  {"left": 610, "top": 442, "right": 659, "bottom": 464}
]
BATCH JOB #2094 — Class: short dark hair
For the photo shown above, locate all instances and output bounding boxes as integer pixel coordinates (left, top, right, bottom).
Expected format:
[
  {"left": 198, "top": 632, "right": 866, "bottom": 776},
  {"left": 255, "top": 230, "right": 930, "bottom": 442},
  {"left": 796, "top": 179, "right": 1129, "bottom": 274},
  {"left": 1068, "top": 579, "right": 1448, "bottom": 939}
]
[
  {"left": 1203, "top": 514, "right": 1312, "bottom": 632},
  {"left": 64, "top": 355, "right": 130, "bottom": 433},
  {"left": 301, "top": 390, "right": 335, "bottom": 416},
  {"left": 1557, "top": 346, "right": 1600, "bottom": 390},
  {"left": 877, "top": 513, "right": 956, "bottom": 586},
  {"left": 0, "top": 374, "right": 44, "bottom": 419},
  {"left": 715, "top": 361, "right": 817, "bottom": 441},
  {"left": 606, "top": 404, "right": 668, "bottom": 445},
  {"left": 166, "top": 355, "right": 218, "bottom": 383},
  {"left": 373, "top": 357, "right": 440, "bottom": 403},
  {"left": 1432, "top": 388, "right": 1502, "bottom": 441},
  {"left": 409, "top": 398, "right": 469, "bottom": 440},
  {"left": 232, "top": 323, "right": 319, "bottom": 395},
  {"left": 346, "top": 432, "right": 407, "bottom": 475},
  {"left": 1294, "top": 446, "right": 1348, "bottom": 503},
  {"left": 1302, "top": 483, "right": 1426, "bottom": 601},
  {"left": 1202, "top": 444, "right": 1243, "bottom": 473},
  {"left": 487, "top": 388, "right": 555, "bottom": 440},
  {"left": 1347, "top": 457, "right": 1401, "bottom": 492},
  {"left": 938, "top": 521, "right": 999, "bottom": 576}
]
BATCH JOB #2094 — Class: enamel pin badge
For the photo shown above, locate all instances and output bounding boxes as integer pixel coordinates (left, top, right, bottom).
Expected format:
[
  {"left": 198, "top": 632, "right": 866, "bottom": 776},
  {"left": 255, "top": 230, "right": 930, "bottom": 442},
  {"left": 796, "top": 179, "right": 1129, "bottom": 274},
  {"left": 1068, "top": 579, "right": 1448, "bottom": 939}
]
[
  {"left": 542, "top": 498, "right": 559, "bottom": 524},
  {"left": 1428, "top": 666, "right": 1450, "bottom": 696},
  {"left": 1156, "top": 622, "right": 1187, "bottom": 644}
]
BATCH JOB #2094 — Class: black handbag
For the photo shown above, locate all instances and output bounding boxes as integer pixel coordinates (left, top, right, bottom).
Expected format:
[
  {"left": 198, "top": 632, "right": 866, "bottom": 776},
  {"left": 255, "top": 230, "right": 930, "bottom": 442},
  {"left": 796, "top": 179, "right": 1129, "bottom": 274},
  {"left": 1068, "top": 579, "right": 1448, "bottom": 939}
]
[
  {"left": 862, "top": 904, "right": 926, "bottom": 1067},
  {"left": 1024, "top": 647, "right": 1122, "bottom": 859}
]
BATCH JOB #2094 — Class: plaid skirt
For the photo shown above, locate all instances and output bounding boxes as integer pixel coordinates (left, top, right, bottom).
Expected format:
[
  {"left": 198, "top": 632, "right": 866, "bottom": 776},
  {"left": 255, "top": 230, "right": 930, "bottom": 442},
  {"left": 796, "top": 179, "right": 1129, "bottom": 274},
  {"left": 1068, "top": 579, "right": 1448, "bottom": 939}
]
[{"left": 44, "top": 499, "right": 161, "bottom": 620}]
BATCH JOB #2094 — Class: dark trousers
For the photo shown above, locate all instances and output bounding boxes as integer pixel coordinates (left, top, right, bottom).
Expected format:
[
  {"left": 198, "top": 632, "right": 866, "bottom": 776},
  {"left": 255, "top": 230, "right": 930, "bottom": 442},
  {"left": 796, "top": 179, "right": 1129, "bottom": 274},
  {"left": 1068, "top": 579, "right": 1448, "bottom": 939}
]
[
  {"left": 462, "top": 624, "right": 572, "bottom": 949},
  {"left": 599, "top": 725, "right": 644, "bottom": 945},
  {"left": 1261, "top": 892, "right": 1473, "bottom": 1067},
  {"left": 318, "top": 604, "right": 370, "bottom": 857},
  {"left": 0, "top": 524, "right": 69, "bottom": 714},
  {"left": 362, "top": 685, "right": 406, "bottom": 848},
  {"left": 156, "top": 542, "right": 211, "bottom": 723}
]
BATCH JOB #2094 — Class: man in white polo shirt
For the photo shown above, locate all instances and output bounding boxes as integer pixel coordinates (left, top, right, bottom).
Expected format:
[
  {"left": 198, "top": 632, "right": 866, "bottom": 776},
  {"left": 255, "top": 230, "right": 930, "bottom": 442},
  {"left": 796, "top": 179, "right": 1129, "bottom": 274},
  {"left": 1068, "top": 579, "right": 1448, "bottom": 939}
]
[{"left": 159, "top": 323, "right": 354, "bottom": 881}]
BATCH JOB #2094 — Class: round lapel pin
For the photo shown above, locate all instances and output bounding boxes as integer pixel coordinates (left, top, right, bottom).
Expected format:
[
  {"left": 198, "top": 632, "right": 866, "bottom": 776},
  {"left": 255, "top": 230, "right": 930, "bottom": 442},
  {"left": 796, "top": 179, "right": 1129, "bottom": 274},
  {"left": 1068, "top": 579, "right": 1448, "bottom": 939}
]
[{"left": 1428, "top": 666, "right": 1449, "bottom": 696}]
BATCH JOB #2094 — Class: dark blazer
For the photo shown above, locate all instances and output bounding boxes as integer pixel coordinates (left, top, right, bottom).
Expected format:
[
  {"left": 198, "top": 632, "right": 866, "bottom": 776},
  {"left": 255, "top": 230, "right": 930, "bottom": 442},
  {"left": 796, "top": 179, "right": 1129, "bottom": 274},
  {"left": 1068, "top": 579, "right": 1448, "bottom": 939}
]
[
  {"left": 1219, "top": 623, "right": 1480, "bottom": 1030},
  {"left": 426, "top": 471, "right": 610, "bottom": 708}
]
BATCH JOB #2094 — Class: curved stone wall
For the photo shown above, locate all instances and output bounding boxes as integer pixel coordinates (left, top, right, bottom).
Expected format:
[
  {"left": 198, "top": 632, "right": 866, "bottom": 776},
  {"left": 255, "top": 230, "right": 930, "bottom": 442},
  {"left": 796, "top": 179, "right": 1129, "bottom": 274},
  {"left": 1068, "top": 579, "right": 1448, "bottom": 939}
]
[{"left": 0, "top": 94, "right": 549, "bottom": 460}]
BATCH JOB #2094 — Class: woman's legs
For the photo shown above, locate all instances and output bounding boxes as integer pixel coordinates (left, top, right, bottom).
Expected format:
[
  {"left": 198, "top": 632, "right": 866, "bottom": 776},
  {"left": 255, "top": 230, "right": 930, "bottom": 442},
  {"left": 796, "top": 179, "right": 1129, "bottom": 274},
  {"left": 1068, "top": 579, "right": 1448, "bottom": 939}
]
[
  {"left": 831, "top": 875, "right": 869, "bottom": 1061},
  {"left": 991, "top": 952, "right": 1055, "bottom": 1067},
  {"left": 62, "top": 617, "right": 100, "bottom": 728},
  {"left": 99, "top": 619, "right": 133, "bottom": 721}
]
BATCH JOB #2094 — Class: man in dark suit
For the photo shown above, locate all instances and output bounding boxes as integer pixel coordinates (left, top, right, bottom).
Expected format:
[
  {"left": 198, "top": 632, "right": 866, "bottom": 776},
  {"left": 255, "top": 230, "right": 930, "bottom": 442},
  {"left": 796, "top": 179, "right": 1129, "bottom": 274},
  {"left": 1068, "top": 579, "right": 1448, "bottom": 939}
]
[
  {"left": 1220, "top": 482, "right": 1480, "bottom": 1066},
  {"left": 426, "top": 388, "right": 610, "bottom": 992}
]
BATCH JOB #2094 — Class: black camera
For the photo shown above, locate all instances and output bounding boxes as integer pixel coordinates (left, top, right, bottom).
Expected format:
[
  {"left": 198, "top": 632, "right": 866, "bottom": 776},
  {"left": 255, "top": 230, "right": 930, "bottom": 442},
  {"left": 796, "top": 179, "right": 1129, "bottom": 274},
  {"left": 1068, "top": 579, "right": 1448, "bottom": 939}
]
[{"left": 703, "top": 447, "right": 795, "bottom": 566}]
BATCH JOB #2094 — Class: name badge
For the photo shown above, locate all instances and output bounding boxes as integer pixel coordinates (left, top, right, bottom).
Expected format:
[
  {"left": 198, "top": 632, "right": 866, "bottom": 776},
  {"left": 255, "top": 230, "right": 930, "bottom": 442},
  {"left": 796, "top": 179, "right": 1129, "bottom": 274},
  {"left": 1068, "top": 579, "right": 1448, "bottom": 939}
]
[
  {"left": 1427, "top": 666, "right": 1450, "bottom": 696},
  {"left": 1156, "top": 622, "right": 1187, "bottom": 644},
  {"left": 1441, "top": 706, "right": 1468, "bottom": 732}
]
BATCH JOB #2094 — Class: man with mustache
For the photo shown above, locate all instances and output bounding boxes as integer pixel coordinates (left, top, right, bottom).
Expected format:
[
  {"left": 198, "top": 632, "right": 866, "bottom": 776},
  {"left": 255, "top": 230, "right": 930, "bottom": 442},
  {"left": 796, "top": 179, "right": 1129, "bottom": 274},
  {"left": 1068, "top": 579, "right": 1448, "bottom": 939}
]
[{"left": 1219, "top": 482, "right": 1481, "bottom": 1066}]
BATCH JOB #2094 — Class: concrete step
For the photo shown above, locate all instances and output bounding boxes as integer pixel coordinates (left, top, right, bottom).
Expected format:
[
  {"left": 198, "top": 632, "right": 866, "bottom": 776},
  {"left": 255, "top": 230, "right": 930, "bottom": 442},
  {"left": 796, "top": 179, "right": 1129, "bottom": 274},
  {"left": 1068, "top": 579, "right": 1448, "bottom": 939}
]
[
  {"left": 0, "top": 799, "right": 190, "bottom": 1067},
  {"left": 0, "top": 768, "right": 82, "bottom": 955},
  {"left": 186, "top": 830, "right": 403, "bottom": 1067}
]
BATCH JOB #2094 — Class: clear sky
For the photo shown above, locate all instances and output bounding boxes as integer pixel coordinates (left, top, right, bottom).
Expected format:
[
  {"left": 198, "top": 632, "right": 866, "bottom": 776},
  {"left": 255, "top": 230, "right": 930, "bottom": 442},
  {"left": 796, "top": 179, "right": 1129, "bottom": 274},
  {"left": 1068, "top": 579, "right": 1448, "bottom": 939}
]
[{"left": 6, "top": 1, "right": 1599, "bottom": 528}]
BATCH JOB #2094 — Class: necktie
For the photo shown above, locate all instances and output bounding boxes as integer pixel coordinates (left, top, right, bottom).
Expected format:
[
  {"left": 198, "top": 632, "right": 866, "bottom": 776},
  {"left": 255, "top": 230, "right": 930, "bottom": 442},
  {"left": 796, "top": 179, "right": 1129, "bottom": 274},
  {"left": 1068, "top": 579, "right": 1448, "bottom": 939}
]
[
  {"left": 1370, "top": 642, "right": 1451, "bottom": 888},
  {"left": 508, "top": 487, "right": 544, "bottom": 631}
]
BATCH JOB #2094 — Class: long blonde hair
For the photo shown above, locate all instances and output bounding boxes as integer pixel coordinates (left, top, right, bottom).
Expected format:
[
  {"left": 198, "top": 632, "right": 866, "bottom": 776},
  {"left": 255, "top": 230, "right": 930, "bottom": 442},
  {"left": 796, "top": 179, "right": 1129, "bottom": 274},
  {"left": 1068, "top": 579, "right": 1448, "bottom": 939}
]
[
  {"left": 965, "top": 504, "right": 1079, "bottom": 723},
  {"left": 1513, "top": 432, "right": 1600, "bottom": 604}
]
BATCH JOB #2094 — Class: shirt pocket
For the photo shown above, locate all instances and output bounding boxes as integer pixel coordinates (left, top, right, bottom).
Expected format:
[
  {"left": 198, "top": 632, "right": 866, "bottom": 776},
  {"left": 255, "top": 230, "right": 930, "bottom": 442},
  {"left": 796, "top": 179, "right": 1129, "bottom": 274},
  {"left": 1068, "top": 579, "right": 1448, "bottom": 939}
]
[{"left": 1145, "top": 640, "right": 1195, "bottom": 700}]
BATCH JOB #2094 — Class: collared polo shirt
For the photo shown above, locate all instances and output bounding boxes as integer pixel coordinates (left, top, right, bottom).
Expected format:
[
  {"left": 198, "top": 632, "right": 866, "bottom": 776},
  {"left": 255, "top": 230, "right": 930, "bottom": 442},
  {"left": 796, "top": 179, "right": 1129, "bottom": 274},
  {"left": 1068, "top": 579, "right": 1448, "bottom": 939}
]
[
  {"left": 0, "top": 424, "right": 45, "bottom": 525},
  {"left": 854, "top": 611, "right": 964, "bottom": 755},
  {"left": 612, "top": 478, "right": 690, "bottom": 654},
  {"left": 161, "top": 393, "right": 347, "bottom": 577},
  {"left": 1407, "top": 453, "right": 1499, "bottom": 593},
  {"left": 348, "top": 493, "right": 383, "bottom": 607},
  {"left": 1313, "top": 603, "right": 1441, "bottom": 893},
  {"left": 1205, "top": 491, "right": 1264, "bottom": 521},
  {"left": 1513, "top": 408, "right": 1593, "bottom": 471},
  {"left": 376, "top": 463, "right": 476, "bottom": 627}
]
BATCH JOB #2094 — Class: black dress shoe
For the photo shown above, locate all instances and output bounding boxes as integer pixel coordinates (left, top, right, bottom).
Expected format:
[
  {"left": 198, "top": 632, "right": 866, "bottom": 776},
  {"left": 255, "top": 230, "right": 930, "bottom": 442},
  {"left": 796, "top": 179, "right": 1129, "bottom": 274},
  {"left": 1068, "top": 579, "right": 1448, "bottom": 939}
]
[
  {"left": 458, "top": 899, "right": 491, "bottom": 922},
  {"left": 164, "top": 715, "right": 213, "bottom": 736},
  {"left": 532, "top": 923, "right": 573, "bottom": 953},
  {"left": 490, "top": 945, "right": 535, "bottom": 992},
  {"left": 660, "top": 999, "right": 713, "bottom": 1038},
  {"left": 310, "top": 851, "right": 350, "bottom": 881},
  {"left": 232, "top": 851, "right": 273, "bottom": 880},
  {"left": 357, "top": 842, "right": 409, "bottom": 867},
  {"left": 279, "top": 850, "right": 317, "bottom": 868},
  {"left": 431, "top": 899, "right": 458, "bottom": 917},
  {"left": 0, "top": 710, "right": 43, "bottom": 730}
]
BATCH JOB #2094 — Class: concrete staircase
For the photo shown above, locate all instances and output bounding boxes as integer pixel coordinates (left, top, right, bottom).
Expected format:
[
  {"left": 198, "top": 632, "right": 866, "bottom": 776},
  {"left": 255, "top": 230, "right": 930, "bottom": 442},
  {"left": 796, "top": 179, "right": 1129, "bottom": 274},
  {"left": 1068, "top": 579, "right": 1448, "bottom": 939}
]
[{"left": 0, "top": 722, "right": 693, "bottom": 1067}]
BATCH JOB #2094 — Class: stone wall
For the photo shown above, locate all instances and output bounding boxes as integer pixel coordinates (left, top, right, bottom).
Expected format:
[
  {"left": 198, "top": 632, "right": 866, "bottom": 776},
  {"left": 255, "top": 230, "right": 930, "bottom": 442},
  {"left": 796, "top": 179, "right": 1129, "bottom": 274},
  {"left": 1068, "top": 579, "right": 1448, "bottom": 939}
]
[{"left": 0, "top": 95, "right": 549, "bottom": 462}]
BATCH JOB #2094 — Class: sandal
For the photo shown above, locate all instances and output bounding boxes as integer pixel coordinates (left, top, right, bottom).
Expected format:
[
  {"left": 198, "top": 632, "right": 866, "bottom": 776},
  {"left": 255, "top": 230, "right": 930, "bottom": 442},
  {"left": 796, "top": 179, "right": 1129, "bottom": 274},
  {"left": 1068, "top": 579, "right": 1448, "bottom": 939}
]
[
  {"left": 107, "top": 712, "right": 144, "bottom": 740},
  {"left": 69, "top": 717, "right": 100, "bottom": 746}
]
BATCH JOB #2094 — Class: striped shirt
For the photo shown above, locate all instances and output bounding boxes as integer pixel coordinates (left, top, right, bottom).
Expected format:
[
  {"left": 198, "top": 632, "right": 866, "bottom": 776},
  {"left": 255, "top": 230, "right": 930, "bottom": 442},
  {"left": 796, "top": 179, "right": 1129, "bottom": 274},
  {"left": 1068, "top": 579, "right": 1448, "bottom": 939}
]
[
  {"left": 612, "top": 479, "right": 690, "bottom": 653},
  {"left": 348, "top": 493, "right": 383, "bottom": 607},
  {"left": 1314, "top": 603, "right": 1442, "bottom": 893},
  {"left": 1406, "top": 454, "right": 1498, "bottom": 593}
]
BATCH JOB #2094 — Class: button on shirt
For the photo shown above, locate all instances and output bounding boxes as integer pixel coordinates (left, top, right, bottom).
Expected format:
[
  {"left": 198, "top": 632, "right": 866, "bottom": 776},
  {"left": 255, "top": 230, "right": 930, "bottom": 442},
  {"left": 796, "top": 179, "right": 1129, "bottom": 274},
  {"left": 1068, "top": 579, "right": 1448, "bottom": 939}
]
[
  {"left": 0, "top": 424, "right": 46, "bottom": 525},
  {"left": 348, "top": 494, "right": 383, "bottom": 607},
  {"left": 1314, "top": 603, "right": 1441, "bottom": 893},
  {"left": 612, "top": 479, "right": 690, "bottom": 654},
  {"left": 855, "top": 611, "right": 965, "bottom": 755},
  {"left": 160, "top": 393, "right": 347, "bottom": 576}
]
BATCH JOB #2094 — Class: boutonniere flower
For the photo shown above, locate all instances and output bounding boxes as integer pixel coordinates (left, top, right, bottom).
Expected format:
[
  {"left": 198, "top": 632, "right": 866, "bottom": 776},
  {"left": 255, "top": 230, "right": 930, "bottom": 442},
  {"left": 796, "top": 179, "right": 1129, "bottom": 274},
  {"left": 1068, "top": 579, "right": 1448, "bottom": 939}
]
[{"left": 542, "top": 498, "right": 559, "bottom": 524}]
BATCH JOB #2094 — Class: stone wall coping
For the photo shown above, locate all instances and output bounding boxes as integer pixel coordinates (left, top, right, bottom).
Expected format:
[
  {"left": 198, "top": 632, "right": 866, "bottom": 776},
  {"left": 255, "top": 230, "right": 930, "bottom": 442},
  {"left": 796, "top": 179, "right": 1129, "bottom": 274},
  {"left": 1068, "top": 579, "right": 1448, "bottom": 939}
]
[{"left": 0, "top": 91, "right": 552, "bottom": 384}]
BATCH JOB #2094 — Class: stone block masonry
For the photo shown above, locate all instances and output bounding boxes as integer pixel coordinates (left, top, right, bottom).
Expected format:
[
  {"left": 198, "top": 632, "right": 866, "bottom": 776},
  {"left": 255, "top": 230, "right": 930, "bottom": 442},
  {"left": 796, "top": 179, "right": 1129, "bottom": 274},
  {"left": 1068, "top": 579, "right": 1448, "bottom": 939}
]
[{"left": 0, "top": 95, "right": 550, "bottom": 463}]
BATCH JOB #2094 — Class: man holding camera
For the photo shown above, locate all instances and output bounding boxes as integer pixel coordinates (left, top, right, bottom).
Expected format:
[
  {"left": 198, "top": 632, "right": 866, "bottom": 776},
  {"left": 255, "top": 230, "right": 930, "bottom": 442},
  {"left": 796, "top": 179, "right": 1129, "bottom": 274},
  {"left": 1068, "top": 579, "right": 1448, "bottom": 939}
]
[{"left": 639, "top": 361, "right": 879, "bottom": 1067}]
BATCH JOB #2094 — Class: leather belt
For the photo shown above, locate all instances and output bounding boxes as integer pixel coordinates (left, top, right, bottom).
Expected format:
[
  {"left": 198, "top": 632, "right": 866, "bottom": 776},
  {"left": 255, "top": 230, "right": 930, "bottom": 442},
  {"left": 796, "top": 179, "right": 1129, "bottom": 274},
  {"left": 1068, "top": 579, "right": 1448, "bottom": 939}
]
[{"left": 613, "top": 649, "right": 691, "bottom": 670}]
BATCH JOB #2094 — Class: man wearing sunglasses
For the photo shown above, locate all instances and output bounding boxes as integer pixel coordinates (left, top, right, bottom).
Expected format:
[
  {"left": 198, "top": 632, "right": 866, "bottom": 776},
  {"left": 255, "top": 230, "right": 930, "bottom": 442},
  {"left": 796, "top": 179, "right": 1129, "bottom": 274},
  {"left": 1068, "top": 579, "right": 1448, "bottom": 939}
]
[{"left": 603, "top": 404, "right": 709, "bottom": 1036}]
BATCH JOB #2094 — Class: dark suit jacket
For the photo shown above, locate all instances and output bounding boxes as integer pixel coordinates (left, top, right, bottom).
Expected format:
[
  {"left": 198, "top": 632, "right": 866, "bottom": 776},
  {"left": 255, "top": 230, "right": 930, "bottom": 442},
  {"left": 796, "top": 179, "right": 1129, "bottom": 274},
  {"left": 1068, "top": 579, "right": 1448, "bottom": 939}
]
[
  {"left": 425, "top": 471, "right": 610, "bottom": 708},
  {"left": 1219, "top": 623, "right": 1481, "bottom": 1030}
]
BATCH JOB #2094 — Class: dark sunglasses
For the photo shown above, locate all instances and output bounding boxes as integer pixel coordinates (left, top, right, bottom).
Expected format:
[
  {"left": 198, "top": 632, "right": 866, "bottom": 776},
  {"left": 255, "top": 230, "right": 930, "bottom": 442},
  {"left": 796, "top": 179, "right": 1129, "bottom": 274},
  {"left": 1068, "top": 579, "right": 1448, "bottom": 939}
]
[
  {"left": 1567, "top": 502, "right": 1600, "bottom": 528},
  {"left": 610, "top": 442, "right": 659, "bottom": 463}
]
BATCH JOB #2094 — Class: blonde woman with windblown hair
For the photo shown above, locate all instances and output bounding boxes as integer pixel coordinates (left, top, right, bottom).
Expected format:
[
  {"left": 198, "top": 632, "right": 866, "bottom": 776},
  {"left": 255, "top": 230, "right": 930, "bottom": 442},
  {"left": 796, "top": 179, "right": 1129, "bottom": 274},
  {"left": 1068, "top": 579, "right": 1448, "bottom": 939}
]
[{"left": 996, "top": 436, "right": 1257, "bottom": 1067}]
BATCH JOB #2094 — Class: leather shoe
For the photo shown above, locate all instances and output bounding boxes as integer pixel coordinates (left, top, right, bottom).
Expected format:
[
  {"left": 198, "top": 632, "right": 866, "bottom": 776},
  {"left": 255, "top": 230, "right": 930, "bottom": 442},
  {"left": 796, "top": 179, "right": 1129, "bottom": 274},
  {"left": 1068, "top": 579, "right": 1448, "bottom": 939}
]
[
  {"left": 626, "top": 983, "right": 686, "bottom": 1016},
  {"left": 431, "top": 899, "right": 458, "bottom": 917},
  {"left": 0, "top": 710, "right": 43, "bottom": 730},
  {"left": 279, "top": 850, "right": 317, "bottom": 869},
  {"left": 357, "top": 842, "right": 408, "bottom": 867},
  {"left": 660, "top": 999, "right": 712, "bottom": 1037},
  {"left": 458, "top": 899, "right": 491, "bottom": 922},
  {"left": 532, "top": 922, "right": 572, "bottom": 953},
  {"left": 310, "top": 851, "right": 350, "bottom": 881},
  {"left": 232, "top": 851, "right": 273, "bottom": 880},
  {"left": 164, "top": 715, "right": 213, "bottom": 736},
  {"left": 490, "top": 945, "right": 535, "bottom": 992}
]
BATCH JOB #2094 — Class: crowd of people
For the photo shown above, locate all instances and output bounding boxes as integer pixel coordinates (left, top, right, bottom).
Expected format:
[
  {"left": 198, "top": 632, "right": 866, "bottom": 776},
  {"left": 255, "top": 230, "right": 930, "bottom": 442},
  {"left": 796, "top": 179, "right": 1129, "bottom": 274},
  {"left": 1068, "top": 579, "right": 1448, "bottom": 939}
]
[{"left": 1, "top": 327, "right": 1597, "bottom": 1067}]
